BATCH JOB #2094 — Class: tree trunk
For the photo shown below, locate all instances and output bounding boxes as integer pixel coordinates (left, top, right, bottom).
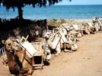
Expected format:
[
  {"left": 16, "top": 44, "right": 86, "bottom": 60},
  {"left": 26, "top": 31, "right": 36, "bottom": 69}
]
[{"left": 17, "top": 6, "right": 23, "bottom": 20}]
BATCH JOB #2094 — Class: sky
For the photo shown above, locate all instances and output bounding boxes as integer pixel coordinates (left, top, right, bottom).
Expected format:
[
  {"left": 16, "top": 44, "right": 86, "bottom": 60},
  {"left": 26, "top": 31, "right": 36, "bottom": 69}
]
[{"left": 56, "top": 0, "right": 102, "bottom": 5}]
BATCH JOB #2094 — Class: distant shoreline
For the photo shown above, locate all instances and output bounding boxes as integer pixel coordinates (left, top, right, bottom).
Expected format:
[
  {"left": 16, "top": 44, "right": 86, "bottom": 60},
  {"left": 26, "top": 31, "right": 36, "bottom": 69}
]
[{"left": 1, "top": 16, "right": 102, "bottom": 20}]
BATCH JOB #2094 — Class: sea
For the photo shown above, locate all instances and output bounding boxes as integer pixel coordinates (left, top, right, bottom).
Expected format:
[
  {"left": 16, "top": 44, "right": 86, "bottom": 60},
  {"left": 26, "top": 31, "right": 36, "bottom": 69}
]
[{"left": 0, "top": 5, "right": 102, "bottom": 20}]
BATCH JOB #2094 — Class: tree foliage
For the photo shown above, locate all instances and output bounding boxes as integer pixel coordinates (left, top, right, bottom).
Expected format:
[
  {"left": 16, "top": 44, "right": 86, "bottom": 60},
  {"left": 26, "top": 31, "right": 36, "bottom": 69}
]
[{"left": 0, "top": 0, "right": 64, "bottom": 9}]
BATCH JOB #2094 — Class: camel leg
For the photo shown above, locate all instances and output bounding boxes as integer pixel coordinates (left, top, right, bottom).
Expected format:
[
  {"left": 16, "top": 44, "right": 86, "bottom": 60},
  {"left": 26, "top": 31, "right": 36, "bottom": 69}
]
[
  {"left": 22, "top": 68, "right": 33, "bottom": 76},
  {"left": 55, "top": 43, "right": 61, "bottom": 55},
  {"left": 63, "top": 43, "right": 69, "bottom": 52}
]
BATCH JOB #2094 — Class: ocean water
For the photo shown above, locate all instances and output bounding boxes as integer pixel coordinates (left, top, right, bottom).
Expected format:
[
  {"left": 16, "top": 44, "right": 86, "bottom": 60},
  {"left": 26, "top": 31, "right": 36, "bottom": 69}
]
[{"left": 0, "top": 5, "right": 102, "bottom": 19}]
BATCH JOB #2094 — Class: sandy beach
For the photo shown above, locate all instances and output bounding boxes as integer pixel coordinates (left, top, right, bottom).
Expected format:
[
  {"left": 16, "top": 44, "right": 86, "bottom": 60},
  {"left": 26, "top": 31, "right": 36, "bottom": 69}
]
[
  {"left": 0, "top": 18, "right": 102, "bottom": 76},
  {"left": 0, "top": 30, "right": 102, "bottom": 76},
  {"left": 32, "top": 32, "right": 102, "bottom": 76}
]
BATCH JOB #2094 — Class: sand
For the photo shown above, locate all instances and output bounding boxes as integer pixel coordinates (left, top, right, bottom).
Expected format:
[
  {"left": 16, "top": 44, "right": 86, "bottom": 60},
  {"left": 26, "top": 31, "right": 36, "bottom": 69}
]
[
  {"left": 0, "top": 19, "right": 102, "bottom": 76},
  {"left": 32, "top": 32, "right": 102, "bottom": 76},
  {"left": 0, "top": 32, "right": 102, "bottom": 76}
]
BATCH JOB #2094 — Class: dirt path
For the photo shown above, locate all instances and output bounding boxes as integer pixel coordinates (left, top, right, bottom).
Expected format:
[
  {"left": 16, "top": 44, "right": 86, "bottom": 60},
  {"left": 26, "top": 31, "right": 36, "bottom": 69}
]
[{"left": 0, "top": 32, "right": 102, "bottom": 76}]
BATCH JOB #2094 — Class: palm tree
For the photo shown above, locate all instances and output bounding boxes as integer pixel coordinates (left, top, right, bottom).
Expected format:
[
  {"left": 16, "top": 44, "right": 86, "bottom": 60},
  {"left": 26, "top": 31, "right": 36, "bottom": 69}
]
[{"left": 0, "top": 0, "right": 71, "bottom": 20}]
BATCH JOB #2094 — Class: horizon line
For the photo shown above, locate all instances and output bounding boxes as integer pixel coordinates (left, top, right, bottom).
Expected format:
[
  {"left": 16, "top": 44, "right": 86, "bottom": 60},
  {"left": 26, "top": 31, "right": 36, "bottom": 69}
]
[{"left": 55, "top": 4, "right": 102, "bottom": 6}]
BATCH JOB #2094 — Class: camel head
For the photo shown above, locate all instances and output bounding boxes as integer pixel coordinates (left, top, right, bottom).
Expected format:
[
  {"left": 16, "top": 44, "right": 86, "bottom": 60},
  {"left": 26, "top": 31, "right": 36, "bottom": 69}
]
[{"left": 2, "top": 37, "right": 21, "bottom": 53}]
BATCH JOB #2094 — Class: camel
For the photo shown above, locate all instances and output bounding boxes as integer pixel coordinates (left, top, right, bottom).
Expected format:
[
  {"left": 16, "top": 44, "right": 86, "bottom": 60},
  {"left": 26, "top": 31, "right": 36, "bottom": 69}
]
[
  {"left": 46, "top": 26, "right": 78, "bottom": 55},
  {"left": 2, "top": 36, "right": 50, "bottom": 76},
  {"left": 2, "top": 37, "right": 33, "bottom": 76}
]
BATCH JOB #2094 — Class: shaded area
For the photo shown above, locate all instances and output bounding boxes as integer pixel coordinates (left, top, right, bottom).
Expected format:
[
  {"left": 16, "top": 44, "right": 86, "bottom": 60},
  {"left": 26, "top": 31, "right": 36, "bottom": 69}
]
[{"left": 0, "top": 19, "right": 47, "bottom": 46}]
